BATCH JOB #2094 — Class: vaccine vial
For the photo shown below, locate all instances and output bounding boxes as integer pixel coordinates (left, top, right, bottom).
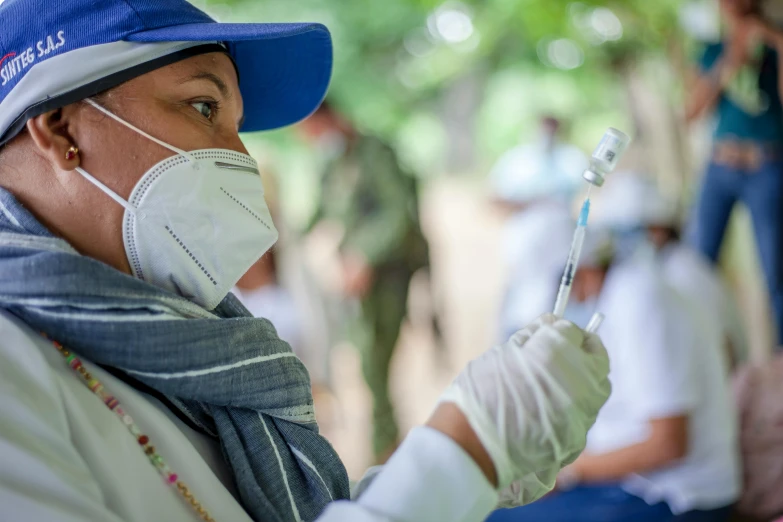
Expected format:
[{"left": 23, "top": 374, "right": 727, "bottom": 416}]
[{"left": 582, "top": 128, "right": 631, "bottom": 187}]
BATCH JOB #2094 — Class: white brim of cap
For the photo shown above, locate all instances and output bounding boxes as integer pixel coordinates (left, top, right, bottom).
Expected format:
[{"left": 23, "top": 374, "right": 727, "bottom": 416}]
[{"left": 0, "top": 41, "right": 215, "bottom": 145}]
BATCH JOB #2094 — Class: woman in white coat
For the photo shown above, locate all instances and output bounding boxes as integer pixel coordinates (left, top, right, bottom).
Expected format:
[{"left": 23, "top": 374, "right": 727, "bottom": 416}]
[{"left": 0, "top": 1, "right": 611, "bottom": 521}]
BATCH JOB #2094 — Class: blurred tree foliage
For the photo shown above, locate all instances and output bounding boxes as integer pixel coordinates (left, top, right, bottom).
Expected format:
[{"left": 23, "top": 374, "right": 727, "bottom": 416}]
[{"left": 193, "top": 0, "right": 685, "bottom": 179}]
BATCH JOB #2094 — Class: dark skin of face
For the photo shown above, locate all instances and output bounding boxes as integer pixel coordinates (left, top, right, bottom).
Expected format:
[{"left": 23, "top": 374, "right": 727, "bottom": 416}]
[
  {"left": 720, "top": 0, "right": 757, "bottom": 21},
  {"left": 647, "top": 226, "right": 674, "bottom": 250},
  {"left": 0, "top": 52, "right": 246, "bottom": 275},
  {"left": 572, "top": 266, "right": 608, "bottom": 303}
]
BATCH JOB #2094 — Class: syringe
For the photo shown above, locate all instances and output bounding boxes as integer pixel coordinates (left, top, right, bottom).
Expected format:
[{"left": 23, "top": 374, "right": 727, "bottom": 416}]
[
  {"left": 552, "top": 128, "right": 631, "bottom": 318},
  {"left": 552, "top": 197, "right": 591, "bottom": 317}
]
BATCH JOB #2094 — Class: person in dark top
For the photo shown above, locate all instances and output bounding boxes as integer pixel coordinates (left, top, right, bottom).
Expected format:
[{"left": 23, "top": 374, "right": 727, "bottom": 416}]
[
  {"left": 300, "top": 103, "right": 430, "bottom": 463},
  {"left": 686, "top": 0, "right": 783, "bottom": 347}
]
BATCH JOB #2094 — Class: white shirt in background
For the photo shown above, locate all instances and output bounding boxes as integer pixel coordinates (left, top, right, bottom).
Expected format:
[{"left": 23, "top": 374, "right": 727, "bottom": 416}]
[
  {"left": 0, "top": 310, "right": 497, "bottom": 522},
  {"left": 657, "top": 242, "right": 748, "bottom": 367},
  {"left": 585, "top": 259, "right": 740, "bottom": 514},
  {"left": 498, "top": 203, "right": 573, "bottom": 340}
]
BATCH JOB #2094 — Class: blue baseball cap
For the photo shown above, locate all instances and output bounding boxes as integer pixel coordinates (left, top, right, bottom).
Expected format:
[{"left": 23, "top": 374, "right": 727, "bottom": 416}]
[{"left": 0, "top": 0, "right": 333, "bottom": 145}]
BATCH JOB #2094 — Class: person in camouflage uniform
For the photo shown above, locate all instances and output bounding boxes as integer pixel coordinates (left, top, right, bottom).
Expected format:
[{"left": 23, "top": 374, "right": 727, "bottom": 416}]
[{"left": 300, "top": 102, "right": 429, "bottom": 463}]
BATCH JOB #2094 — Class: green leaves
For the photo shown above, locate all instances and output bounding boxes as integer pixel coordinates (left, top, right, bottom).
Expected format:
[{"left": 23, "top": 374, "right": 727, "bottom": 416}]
[{"left": 204, "top": 0, "right": 680, "bottom": 170}]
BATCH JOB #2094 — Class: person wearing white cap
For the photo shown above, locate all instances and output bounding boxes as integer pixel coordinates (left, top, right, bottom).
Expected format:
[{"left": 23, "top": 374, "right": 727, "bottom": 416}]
[
  {"left": 488, "top": 223, "right": 740, "bottom": 522},
  {"left": 489, "top": 116, "right": 588, "bottom": 209},
  {"left": 496, "top": 197, "right": 576, "bottom": 341},
  {"left": 492, "top": 117, "right": 586, "bottom": 340},
  {"left": 594, "top": 174, "right": 748, "bottom": 369},
  {"left": 0, "top": 1, "right": 612, "bottom": 521}
]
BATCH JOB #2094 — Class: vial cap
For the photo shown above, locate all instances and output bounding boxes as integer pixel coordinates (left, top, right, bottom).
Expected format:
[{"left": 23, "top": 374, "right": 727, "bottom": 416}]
[{"left": 583, "top": 169, "right": 605, "bottom": 187}]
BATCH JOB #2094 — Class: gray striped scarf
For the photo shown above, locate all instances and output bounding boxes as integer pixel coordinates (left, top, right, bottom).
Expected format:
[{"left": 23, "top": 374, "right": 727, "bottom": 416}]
[{"left": 0, "top": 188, "right": 349, "bottom": 521}]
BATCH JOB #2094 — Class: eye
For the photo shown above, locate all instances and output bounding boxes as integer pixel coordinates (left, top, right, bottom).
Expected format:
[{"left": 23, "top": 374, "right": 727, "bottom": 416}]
[{"left": 191, "top": 101, "right": 217, "bottom": 121}]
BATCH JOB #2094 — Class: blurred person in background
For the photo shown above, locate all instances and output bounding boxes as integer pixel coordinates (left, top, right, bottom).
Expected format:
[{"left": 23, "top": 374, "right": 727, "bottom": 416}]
[
  {"left": 731, "top": 351, "right": 783, "bottom": 521},
  {"left": 232, "top": 169, "right": 331, "bottom": 389},
  {"left": 235, "top": 251, "right": 337, "bottom": 422},
  {"left": 299, "top": 102, "right": 430, "bottom": 464},
  {"left": 596, "top": 174, "right": 748, "bottom": 370},
  {"left": 490, "top": 116, "right": 587, "bottom": 212},
  {"left": 234, "top": 252, "right": 303, "bottom": 357},
  {"left": 232, "top": 171, "right": 304, "bottom": 356},
  {"left": 489, "top": 228, "right": 740, "bottom": 522},
  {"left": 490, "top": 115, "right": 586, "bottom": 340},
  {"left": 493, "top": 178, "right": 576, "bottom": 342},
  {"left": 686, "top": 0, "right": 783, "bottom": 347}
]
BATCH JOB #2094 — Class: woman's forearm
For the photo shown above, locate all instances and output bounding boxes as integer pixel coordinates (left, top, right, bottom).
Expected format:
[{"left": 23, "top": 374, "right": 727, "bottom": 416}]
[
  {"left": 687, "top": 25, "right": 755, "bottom": 124},
  {"left": 686, "top": 51, "right": 743, "bottom": 123},
  {"left": 685, "top": 70, "right": 726, "bottom": 123},
  {"left": 771, "top": 34, "right": 783, "bottom": 102},
  {"left": 752, "top": 18, "right": 783, "bottom": 101}
]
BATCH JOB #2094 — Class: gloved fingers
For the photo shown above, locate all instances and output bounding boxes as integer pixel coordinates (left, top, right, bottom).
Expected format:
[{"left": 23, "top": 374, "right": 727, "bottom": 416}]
[
  {"left": 509, "top": 315, "right": 605, "bottom": 358},
  {"left": 548, "top": 318, "right": 587, "bottom": 349},
  {"left": 508, "top": 313, "right": 560, "bottom": 347},
  {"left": 521, "top": 323, "right": 611, "bottom": 425},
  {"left": 544, "top": 323, "right": 610, "bottom": 386},
  {"left": 580, "top": 332, "right": 612, "bottom": 395},
  {"left": 579, "top": 332, "right": 611, "bottom": 383},
  {"left": 560, "top": 444, "right": 587, "bottom": 468},
  {"left": 496, "top": 481, "right": 523, "bottom": 509},
  {"left": 497, "top": 468, "right": 559, "bottom": 508},
  {"left": 438, "top": 313, "right": 612, "bottom": 493},
  {"left": 548, "top": 320, "right": 610, "bottom": 369},
  {"left": 582, "top": 331, "right": 609, "bottom": 358},
  {"left": 535, "top": 313, "right": 559, "bottom": 327}
]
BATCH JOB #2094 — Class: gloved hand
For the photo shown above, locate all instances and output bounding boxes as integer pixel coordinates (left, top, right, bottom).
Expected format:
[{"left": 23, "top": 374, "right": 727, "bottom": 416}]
[
  {"left": 496, "top": 468, "right": 559, "bottom": 508},
  {"left": 438, "top": 314, "right": 611, "bottom": 501}
]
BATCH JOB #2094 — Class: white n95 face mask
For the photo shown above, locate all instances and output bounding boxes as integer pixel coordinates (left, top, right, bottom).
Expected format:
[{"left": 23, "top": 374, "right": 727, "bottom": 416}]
[{"left": 75, "top": 99, "right": 278, "bottom": 310}]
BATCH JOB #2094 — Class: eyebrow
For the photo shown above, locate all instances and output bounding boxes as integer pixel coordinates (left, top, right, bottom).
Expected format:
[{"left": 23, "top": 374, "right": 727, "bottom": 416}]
[
  {"left": 179, "top": 71, "right": 245, "bottom": 128},
  {"left": 180, "top": 71, "right": 231, "bottom": 98}
]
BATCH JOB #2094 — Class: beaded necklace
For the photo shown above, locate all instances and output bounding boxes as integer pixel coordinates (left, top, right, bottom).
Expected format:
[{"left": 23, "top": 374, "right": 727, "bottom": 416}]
[{"left": 46, "top": 335, "right": 217, "bottom": 522}]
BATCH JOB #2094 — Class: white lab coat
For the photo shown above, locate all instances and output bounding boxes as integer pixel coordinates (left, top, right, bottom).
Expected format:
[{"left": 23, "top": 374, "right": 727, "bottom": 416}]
[{"left": 0, "top": 310, "right": 498, "bottom": 522}]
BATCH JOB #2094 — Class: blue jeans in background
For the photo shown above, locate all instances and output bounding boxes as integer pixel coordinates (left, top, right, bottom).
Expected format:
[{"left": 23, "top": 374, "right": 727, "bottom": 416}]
[
  {"left": 485, "top": 485, "right": 733, "bottom": 522},
  {"left": 691, "top": 158, "right": 783, "bottom": 347}
]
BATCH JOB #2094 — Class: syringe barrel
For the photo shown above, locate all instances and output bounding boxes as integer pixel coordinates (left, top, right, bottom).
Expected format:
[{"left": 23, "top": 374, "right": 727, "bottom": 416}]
[
  {"left": 563, "top": 226, "right": 586, "bottom": 271},
  {"left": 583, "top": 128, "right": 631, "bottom": 187},
  {"left": 553, "top": 226, "right": 586, "bottom": 317}
]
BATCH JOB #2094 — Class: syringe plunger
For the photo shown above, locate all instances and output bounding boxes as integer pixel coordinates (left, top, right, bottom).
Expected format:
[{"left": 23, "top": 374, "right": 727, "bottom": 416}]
[{"left": 582, "top": 128, "right": 631, "bottom": 187}]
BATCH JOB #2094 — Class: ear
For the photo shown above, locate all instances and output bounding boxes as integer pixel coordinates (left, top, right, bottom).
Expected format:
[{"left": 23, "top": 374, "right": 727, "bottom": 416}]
[{"left": 26, "top": 107, "right": 80, "bottom": 172}]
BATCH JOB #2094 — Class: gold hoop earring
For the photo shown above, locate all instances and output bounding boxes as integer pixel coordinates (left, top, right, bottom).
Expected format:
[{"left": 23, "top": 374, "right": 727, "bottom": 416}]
[{"left": 65, "top": 146, "right": 79, "bottom": 161}]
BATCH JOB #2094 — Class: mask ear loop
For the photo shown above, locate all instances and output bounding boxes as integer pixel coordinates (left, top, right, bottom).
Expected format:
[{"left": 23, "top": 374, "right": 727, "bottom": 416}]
[
  {"left": 75, "top": 166, "right": 140, "bottom": 216},
  {"left": 83, "top": 99, "right": 197, "bottom": 164},
  {"left": 76, "top": 98, "right": 200, "bottom": 219}
]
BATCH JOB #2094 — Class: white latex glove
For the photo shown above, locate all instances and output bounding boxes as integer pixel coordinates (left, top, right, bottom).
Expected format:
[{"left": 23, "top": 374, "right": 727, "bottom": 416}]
[
  {"left": 496, "top": 468, "right": 559, "bottom": 508},
  {"left": 438, "top": 314, "right": 611, "bottom": 501}
]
